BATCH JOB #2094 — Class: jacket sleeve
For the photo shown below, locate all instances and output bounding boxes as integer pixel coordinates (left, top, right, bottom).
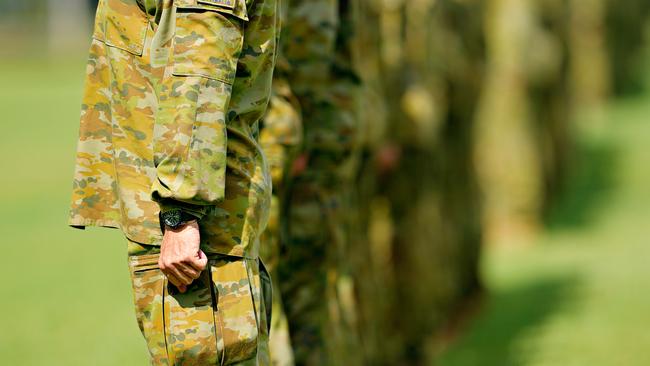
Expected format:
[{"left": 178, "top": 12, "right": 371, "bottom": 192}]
[{"left": 151, "top": 3, "right": 248, "bottom": 216}]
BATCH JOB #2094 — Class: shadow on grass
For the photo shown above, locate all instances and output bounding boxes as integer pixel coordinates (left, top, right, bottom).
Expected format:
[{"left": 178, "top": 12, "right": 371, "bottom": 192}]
[
  {"left": 545, "top": 138, "right": 619, "bottom": 230},
  {"left": 439, "top": 274, "right": 580, "bottom": 366}
]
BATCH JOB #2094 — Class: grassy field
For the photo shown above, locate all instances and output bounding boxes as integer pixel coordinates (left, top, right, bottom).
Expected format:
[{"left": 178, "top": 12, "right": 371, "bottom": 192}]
[
  {"left": 1, "top": 54, "right": 649, "bottom": 365},
  {"left": 439, "top": 94, "right": 650, "bottom": 364}
]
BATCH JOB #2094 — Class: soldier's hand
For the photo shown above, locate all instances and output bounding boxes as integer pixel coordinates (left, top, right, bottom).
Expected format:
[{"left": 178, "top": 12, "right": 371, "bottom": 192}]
[{"left": 158, "top": 221, "right": 208, "bottom": 293}]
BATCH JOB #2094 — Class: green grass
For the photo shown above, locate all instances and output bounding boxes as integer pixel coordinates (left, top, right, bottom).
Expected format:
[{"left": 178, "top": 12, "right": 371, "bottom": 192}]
[
  {"left": 0, "top": 58, "right": 148, "bottom": 365},
  {"left": 439, "top": 94, "right": 650, "bottom": 365}
]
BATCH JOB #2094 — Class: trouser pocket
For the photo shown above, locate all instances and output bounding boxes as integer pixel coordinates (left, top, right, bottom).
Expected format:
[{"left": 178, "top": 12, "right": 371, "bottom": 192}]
[
  {"left": 129, "top": 253, "right": 262, "bottom": 365},
  {"left": 164, "top": 269, "right": 220, "bottom": 365},
  {"left": 210, "top": 258, "right": 260, "bottom": 364},
  {"left": 129, "top": 254, "right": 172, "bottom": 365},
  {"left": 130, "top": 253, "right": 220, "bottom": 366}
]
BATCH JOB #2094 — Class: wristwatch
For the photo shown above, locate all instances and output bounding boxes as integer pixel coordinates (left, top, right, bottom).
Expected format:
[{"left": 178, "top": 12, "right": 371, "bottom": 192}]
[{"left": 161, "top": 209, "right": 198, "bottom": 230}]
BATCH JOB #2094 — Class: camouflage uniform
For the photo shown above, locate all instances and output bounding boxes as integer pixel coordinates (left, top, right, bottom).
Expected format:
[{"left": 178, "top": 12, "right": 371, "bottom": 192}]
[
  {"left": 69, "top": 0, "right": 279, "bottom": 364},
  {"left": 254, "top": 0, "right": 303, "bottom": 363},
  {"left": 276, "top": 0, "right": 362, "bottom": 365},
  {"left": 259, "top": 73, "right": 302, "bottom": 366}
]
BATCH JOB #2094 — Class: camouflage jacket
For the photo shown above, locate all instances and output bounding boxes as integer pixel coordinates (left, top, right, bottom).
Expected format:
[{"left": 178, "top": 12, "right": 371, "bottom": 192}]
[{"left": 69, "top": 0, "right": 278, "bottom": 258}]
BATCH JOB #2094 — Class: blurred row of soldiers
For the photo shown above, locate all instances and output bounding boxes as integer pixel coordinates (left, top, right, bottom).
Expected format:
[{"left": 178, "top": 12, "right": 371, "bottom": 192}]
[{"left": 255, "top": 0, "right": 650, "bottom": 365}]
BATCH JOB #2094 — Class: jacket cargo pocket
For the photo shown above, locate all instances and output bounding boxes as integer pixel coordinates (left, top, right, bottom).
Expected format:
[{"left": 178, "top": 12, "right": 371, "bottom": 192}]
[
  {"left": 173, "top": 0, "right": 248, "bottom": 85},
  {"left": 92, "top": 0, "right": 149, "bottom": 55},
  {"left": 211, "top": 258, "right": 260, "bottom": 364},
  {"left": 129, "top": 254, "right": 169, "bottom": 365}
]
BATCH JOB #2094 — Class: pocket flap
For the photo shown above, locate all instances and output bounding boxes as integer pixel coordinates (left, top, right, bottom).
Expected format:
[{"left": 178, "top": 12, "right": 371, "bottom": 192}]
[
  {"left": 93, "top": 0, "right": 149, "bottom": 55},
  {"left": 177, "top": 0, "right": 248, "bottom": 21},
  {"left": 198, "top": 0, "right": 235, "bottom": 9},
  {"left": 129, "top": 253, "right": 160, "bottom": 272}
]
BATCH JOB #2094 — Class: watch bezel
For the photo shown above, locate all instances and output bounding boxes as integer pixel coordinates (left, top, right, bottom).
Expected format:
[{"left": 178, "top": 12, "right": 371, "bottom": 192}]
[{"left": 162, "top": 209, "right": 183, "bottom": 229}]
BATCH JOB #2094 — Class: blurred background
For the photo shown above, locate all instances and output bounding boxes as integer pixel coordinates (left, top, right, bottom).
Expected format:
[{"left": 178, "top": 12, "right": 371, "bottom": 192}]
[{"left": 1, "top": 0, "right": 649, "bottom": 365}]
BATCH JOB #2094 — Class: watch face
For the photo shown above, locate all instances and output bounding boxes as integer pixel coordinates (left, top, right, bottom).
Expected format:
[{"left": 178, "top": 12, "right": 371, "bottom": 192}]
[{"left": 164, "top": 210, "right": 182, "bottom": 228}]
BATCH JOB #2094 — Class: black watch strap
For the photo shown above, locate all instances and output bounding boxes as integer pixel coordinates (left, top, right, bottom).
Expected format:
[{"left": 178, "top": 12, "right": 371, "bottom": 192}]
[{"left": 161, "top": 209, "right": 198, "bottom": 230}]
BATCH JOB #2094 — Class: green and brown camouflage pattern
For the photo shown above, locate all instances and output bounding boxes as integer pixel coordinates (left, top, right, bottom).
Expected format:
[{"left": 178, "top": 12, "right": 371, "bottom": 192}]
[
  {"left": 259, "top": 75, "right": 302, "bottom": 366},
  {"left": 274, "top": 0, "right": 363, "bottom": 364},
  {"left": 258, "top": 5, "right": 304, "bottom": 359},
  {"left": 69, "top": 0, "right": 279, "bottom": 259},
  {"left": 128, "top": 241, "right": 272, "bottom": 365},
  {"left": 282, "top": 0, "right": 360, "bottom": 169},
  {"left": 72, "top": 0, "right": 278, "bottom": 364}
]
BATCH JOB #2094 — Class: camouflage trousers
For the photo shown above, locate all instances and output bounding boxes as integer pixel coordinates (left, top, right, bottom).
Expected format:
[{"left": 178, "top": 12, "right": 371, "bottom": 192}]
[
  {"left": 278, "top": 175, "right": 362, "bottom": 366},
  {"left": 127, "top": 240, "right": 272, "bottom": 365},
  {"left": 259, "top": 196, "right": 295, "bottom": 366}
]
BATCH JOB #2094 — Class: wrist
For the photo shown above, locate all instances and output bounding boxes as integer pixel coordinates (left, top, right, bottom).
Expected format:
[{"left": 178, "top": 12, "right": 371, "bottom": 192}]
[
  {"left": 161, "top": 209, "right": 199, "bottom": 230},
  {"left": 157, "top": 198, "right": 208, "bottom": 221},
  {"left": 164, "top": 219, "right": 198, "bottom": 231}
]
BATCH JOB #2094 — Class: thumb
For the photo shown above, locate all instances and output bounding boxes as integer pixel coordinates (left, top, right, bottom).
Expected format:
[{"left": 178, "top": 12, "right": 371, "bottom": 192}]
[{"left": 193, "top": 250, "right": 208, "bottom": 270}]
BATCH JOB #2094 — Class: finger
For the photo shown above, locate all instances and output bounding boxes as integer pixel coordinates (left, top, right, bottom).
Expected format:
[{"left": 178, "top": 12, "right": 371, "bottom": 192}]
[
  {"left": 189, "top": 250, "right": 209, "bottom": 271},
  {"left": 163, "top": 270, "right": 184, "bottom": 288},
  {"left": 178, "top": 262, "right": 201, "bottom": 280},
  {"left": 166, "top": 265, "right": 193, "bottom": 286},
  {"left": 167, "top": 273, "right": 188, "bottom": 293},
  {"left": 172, "top": 266, "right": 194, "bottom": 285},
  {"left": 183, "top": 254, "right": 205, "bottom": 273}
]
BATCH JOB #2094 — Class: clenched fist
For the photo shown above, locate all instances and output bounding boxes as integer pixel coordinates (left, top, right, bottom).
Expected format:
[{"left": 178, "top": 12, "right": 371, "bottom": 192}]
[{"left": 158, "top": 221, "right": 208, "bottom": 293}]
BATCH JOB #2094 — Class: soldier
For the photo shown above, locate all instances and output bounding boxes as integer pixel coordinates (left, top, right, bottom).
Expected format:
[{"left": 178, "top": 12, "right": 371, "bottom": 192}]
[
  {"left": 276, "top": 0, "right": 363, "bottom": 364},
  {"left": 255, "top": 1, "right": 304, "bottom": 363},
  {"left": 69, "top": 0, "right": 279, "bottom": 364},
  {"left": 259, "top": 69, "right": 303, "bottom": 366}
]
